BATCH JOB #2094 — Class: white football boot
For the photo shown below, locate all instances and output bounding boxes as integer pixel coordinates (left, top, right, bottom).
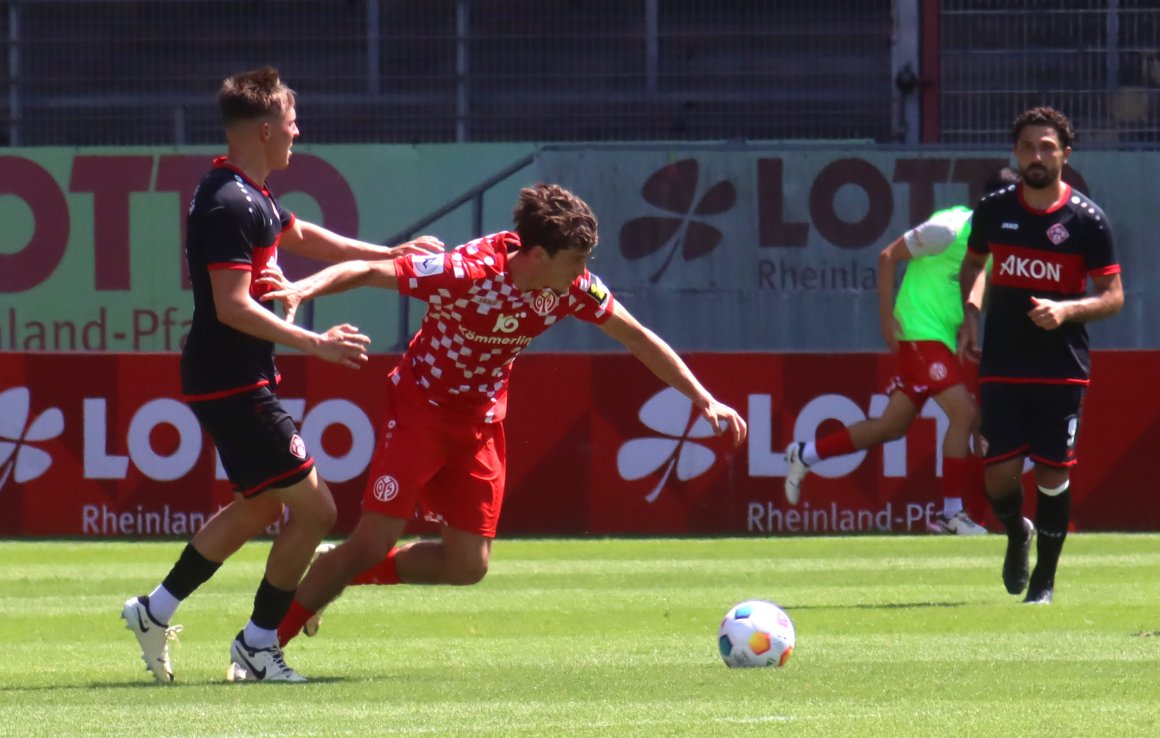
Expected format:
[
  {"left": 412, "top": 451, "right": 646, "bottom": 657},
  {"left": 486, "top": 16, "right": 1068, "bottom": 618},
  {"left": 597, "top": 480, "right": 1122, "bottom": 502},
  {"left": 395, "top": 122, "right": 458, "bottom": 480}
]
[
  {"left": 929, "top": 510, "right": 989, "bottom": 535},
  {"left": 122, "top": 596, "right": 183, "bottom": 683},
  {"left": 783, "top": 443, "right": 810, "bottom": 505},
  {"left": 227, "top": 631, "right": 307, "bottom": 683}
]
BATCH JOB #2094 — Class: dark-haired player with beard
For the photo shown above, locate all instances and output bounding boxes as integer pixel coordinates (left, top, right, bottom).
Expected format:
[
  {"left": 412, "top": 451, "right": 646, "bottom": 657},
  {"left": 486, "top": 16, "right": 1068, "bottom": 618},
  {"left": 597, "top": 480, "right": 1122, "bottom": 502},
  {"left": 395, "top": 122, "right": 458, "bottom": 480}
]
[
  {"left": 959, "top": 106, "right": 1123, "bottom": 604},
  {"left": 261, "top": 183, "right": 748, "bottom": 649},
  {"left": 120, "top": 66, "right": 441, "bottom": 683}
]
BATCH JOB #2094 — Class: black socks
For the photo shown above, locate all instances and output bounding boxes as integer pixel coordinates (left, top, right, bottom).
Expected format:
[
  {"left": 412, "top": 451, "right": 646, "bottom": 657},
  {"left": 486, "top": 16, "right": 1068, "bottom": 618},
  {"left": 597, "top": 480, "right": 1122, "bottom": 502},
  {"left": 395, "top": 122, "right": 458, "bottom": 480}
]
[
  {"left": 1032, "top": 490, "right": 1071, "bottom": 585},
  {"left": 251, "top": 577, "right": 297, "bottom": 630},
  {"left": 161, "top": 544, "right": 222, "bottom": 600},
  {"left": 989, "top": 490, "right": 1026, "bottom": 539}
]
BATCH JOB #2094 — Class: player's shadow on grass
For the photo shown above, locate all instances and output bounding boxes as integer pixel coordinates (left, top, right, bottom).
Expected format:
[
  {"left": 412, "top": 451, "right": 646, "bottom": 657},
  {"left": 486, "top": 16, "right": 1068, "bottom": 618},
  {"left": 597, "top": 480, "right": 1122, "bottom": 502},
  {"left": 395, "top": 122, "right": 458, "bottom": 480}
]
[
  {"left": 0, "top": 676, "right": 354, "bottom": 692},
  {"left": 786, "top": 601, "right": 969, "bottom": 611}
]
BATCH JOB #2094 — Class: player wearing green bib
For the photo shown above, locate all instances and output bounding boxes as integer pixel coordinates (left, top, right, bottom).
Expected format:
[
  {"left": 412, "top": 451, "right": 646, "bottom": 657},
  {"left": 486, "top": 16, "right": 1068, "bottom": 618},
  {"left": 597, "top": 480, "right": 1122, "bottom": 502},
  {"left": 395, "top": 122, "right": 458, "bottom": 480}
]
[
  {"left": 894, "top": 205, "right": 973, "bottom": 353},
  {"left": 783, "top": 168, "right": 1018, "bottom": 534}
]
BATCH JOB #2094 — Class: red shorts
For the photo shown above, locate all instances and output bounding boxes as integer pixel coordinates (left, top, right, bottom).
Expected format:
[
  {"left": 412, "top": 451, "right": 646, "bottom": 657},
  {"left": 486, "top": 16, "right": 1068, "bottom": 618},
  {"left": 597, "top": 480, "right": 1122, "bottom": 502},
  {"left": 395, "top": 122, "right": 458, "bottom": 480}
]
[
  {"left": 362, "top": 377, "right": 506, "bottom": 538},
  {"left": 886, "top": 341, "right": 976, "bottom": 405}
]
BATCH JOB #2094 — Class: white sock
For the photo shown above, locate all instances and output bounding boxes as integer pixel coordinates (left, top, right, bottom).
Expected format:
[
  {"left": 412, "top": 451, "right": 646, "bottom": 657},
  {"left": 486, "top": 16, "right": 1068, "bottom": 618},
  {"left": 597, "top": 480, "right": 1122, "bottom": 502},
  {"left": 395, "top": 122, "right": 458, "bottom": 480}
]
[
  {"left": 943, "top": 497, "right": 964, "bottom": 518},
  {"left": 146, "top": 584, "right": 180, "bottom": 625},
  {"left": 242, "top": 621, "right": 278, "bottom": 650},
  {"left": 1038, "top": 479, "right": 1070, "bottom": 496},
  {"left": 801, "top": 442, "right": 821, "bottom": 466}
]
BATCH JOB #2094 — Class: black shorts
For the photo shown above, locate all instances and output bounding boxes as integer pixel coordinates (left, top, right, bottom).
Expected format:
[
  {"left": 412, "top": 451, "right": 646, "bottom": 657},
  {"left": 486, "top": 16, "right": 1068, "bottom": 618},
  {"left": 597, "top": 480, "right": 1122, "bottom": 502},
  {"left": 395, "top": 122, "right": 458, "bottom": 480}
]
[
  {"left": 979, "top": 382, "right": 1086, "bottom": 467},
  {"left": 189, "top": 386, "right": 314, "bottom": 496}
]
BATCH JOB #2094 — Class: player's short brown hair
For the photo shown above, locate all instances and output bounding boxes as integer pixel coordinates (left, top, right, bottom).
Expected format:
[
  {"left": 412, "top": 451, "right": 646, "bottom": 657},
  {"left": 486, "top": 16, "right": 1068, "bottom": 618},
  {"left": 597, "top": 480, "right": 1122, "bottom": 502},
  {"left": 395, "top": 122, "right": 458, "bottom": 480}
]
[
  {"left": 219, "top": 66, "right": 296, "bottom": 126},
  {"left": 1011, "top": 106, "right": 1074, "bottom": 149},
  {"left": 512, "top": 183, "right": 598, "bottom": 256}
]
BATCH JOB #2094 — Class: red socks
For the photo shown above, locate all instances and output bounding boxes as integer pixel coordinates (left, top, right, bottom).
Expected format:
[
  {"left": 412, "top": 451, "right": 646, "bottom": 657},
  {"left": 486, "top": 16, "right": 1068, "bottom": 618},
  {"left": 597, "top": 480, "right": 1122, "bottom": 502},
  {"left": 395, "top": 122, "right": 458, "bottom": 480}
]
[
  {"left": 942, "top": 456, "right": 967, "bottom": 502},
  {"left": 277, "top": 549, "right": 402, "bottom": 648},
  {"left": 351, "top": 548, "right": 401, "bottom": 586},
  {"left": 815, "top": 427, "right": 855, "bottom": 460},
  {"left": 277, "top": 600, "right": 315, "bottom": 647}
]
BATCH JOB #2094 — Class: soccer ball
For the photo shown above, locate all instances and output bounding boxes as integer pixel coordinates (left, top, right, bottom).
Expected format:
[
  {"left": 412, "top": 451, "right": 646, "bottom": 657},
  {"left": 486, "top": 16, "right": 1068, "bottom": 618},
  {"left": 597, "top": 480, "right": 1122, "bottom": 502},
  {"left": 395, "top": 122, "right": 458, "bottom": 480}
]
[{"left": 717, "top": 600, "right": 795, "bottom": 668}]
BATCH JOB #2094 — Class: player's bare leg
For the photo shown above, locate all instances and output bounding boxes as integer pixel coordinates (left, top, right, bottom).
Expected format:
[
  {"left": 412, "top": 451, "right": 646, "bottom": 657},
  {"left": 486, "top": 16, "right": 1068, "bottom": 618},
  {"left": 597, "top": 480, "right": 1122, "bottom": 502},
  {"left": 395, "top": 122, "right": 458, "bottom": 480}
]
[
  {"left": 394, "top": 527, "right": 492, "bottom": 586},
  {"left": 279, "top": 519, "right": 492, "bottom": 645},
  {"left": 277, "top": 512, "right": 406, "bottom": 646},
  {"left": 226, "top": 470, "right": 337, "bottom": 682},
  {"left": 929, "top": 384, "right": 986, "bottom": 535},
  {"left": 190, "top": 492, "right": 286, "bottom": 562},
  {"left": 301, "top": 543, "right": 335, "bottom": 636},
  {"left": 847, "top": 391, "right": 920, "bottom": 449},
  {"left": 262, "top": 472, "right": 338, "bottom": 590},
  {"left": 785, "top": 391, "right": 918, "bottom": 504},
  {"left": 301, "top": 512, "right": 408, "bottom": 609},
  {"left": 122, "top": 492, "right": 283, "bottom": 683},
  {"left": 933, "top": 384, "right": 976, "bottom": 462}
]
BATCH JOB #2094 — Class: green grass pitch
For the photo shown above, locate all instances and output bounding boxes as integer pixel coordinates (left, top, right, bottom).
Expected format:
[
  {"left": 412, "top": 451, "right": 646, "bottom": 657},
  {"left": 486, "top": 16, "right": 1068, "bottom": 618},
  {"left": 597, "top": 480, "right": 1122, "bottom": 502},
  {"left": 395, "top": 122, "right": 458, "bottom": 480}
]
[{"left": 0, "top": 535, "right": 1157, "bottom": 737}]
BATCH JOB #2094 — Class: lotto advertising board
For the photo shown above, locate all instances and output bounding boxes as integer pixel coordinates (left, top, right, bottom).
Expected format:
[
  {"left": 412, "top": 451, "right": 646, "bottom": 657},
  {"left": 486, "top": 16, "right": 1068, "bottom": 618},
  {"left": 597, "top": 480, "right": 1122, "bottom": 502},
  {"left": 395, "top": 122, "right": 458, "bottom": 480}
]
[
  {"left": 1, "top": 351, "right": 1156, "bottom": 538},
  {"left": 0, "top": 145, "right": 536, "bottom": 353},
  {"left": 2, "top": 146, "right": 1156, "bottom": 355}
]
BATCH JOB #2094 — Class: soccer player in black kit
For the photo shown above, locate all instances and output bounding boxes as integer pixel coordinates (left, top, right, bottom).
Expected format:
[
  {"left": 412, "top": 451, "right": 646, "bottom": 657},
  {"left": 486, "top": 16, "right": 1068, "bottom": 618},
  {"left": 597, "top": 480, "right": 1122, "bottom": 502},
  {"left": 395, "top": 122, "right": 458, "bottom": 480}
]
[
  {"left": 959, "top": 106, "right": 1123, "bottom": 605},
  {"left": 120, "top": 67, "right": 441, "bottom": 682}
]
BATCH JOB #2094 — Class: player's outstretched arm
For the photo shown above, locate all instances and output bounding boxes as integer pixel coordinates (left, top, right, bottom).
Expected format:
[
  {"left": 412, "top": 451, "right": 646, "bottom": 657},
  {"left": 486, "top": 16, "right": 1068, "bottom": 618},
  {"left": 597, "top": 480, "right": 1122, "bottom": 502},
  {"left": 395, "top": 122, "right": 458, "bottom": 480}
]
[
  {"left": 210, "top": 269, "right": 370, "bottom": 368},
  {"left": 281, "top": 219, "right": 443, "bottom": 263},
  {"left": 598, "top": 304, "right": 747, "bottom": 446},
  {"left": 259, "top": 259, "right": 402, "bottom": 324}
]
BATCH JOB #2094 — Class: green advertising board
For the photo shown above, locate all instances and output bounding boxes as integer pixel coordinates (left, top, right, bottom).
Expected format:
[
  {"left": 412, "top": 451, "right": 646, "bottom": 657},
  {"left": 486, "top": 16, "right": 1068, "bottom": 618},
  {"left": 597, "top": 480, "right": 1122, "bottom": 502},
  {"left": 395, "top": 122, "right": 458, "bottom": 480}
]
[{"left": 0, "top": 145, "right": 536, "bottom": 353}]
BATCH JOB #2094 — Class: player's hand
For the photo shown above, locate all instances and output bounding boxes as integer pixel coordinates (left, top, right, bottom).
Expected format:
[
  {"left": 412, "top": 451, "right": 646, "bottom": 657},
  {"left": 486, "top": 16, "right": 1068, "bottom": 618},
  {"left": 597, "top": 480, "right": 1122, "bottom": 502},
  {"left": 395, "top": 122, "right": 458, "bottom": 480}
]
[
  {"left": 879, "top": 317, "right": 901, "bottom": 353},
  {"left": 258, "top": 270, "right": 307, "bottom": 324},
  {"left": 388, "top": 235, "right": 444, "bottom": 258},
  {"left": 703, "top": 401, "right": 747, "bottom": 446},
  {"left": 254, "top": 263, "right": 290, "bottom": 293},
  {"left": 1028, "top": 296, "right": 1067, "bottom": 330},
  {"left": 957, "top": 309, "right": 981, "bottom": 362},
  {"left": 313, "top": 324, "right": 371, "bottom": 369}
]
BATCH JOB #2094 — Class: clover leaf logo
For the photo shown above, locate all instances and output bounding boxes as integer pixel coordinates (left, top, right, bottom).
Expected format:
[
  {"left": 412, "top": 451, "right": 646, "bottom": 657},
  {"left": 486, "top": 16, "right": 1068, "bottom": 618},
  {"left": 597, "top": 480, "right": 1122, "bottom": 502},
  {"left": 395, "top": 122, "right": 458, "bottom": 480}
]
[
  {"left": 0, "top": 387, "right": 64, "bottom": 489},
  {"left": 617, "top": 387, "right": 721, "bottom": 503},
  {"left": 619, "top": 158, "right": 736, "bottom": 283}
]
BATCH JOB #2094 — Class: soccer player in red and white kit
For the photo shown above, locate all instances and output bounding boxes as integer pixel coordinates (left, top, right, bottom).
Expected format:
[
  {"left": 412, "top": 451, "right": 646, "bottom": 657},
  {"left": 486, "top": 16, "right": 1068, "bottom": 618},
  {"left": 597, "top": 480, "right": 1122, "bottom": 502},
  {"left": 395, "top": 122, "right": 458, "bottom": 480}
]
[
  {"left": 959, "top": 106, "right": 1123, "bottom": 604},
  {"left": 262, "top": 183, "right": 748, "bottom": 649},
  {"left": 120, "top": 66, "right": 441, "bottom": 684}
]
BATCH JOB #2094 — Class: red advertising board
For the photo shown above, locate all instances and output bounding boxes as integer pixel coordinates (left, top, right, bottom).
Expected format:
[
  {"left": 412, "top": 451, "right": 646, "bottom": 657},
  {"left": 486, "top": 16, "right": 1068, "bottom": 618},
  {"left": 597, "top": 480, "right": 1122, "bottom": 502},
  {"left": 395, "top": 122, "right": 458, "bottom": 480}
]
[{"left": 1, "top": 351, "right": 1156, "bottom": 537}]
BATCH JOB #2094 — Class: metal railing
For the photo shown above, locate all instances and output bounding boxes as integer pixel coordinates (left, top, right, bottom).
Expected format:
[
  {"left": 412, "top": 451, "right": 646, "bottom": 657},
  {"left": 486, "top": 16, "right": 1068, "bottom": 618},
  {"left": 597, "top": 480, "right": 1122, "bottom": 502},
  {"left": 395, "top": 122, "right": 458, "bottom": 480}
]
[
  {"left": 939, "top": 0, "right": 1160, "bottom": 146},
  {"left": 296, "top": 150, "right": 537, "bottom": 350},
  {"left": 381, "top": 152, "right": 537, "bottom": 351},
  {"left": 2, "top": 2, "right": 1155, "bottom": 147},
  {"left": 0, "top": 0, "right": 894, "bottom": 146}
]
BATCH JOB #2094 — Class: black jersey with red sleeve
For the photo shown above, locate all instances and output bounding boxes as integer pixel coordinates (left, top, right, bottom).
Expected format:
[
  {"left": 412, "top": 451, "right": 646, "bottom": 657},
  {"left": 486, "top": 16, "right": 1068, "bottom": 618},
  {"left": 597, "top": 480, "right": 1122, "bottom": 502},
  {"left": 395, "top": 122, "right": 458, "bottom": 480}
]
[
  {"left": 180, "top": 157, "right": 296, "bottom": 399},
  {"left": 967, "top": 182, "right": 1120, "bottom": 384}
]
